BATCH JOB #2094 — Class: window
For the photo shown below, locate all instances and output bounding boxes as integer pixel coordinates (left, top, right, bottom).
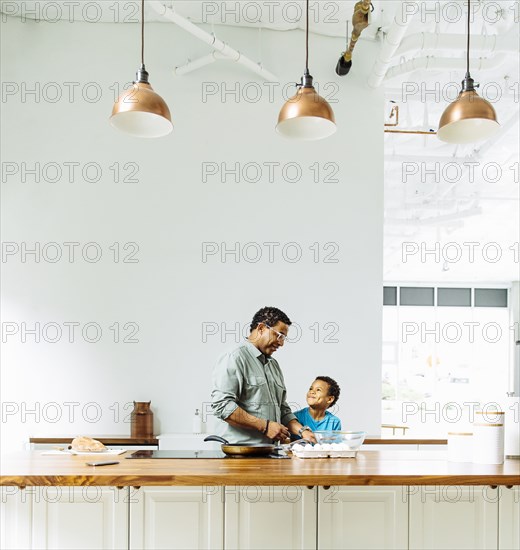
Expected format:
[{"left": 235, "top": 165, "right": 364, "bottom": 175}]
[
  {"left": 382, "top": 286, "right": 511, "bottom": 436},
  {"left": 383, "top": 286, "right": 397, "bottom": 306},
  {"left": 400, "top": 287, "right": 434, "bottom": 306},
  {"left": 438, "top": 288, "right": 471, "bottom": 307}
]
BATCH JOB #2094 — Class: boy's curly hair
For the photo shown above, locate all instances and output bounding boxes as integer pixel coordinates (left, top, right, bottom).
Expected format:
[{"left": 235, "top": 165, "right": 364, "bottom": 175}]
[{"left": 316, "top": 376, "right": 340, "bottom": 407}]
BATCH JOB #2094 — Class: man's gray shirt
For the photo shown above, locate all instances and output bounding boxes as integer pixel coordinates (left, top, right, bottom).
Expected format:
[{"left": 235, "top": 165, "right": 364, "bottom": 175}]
[{"left": 211, "top": 340, "right": 296, "bottom": 444}]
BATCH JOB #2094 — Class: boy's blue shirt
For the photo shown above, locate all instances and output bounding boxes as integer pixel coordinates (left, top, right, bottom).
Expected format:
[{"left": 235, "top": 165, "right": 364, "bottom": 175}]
[{"left": 293, "top": 407, "right": 342, "bottom": 432}]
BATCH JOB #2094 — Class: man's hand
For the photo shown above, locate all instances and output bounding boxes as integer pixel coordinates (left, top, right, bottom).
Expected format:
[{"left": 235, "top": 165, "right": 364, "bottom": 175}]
[
  {"left": 266, "top": 421, "right": 290, "bottom": 442},
  {"left": 286, "top": 419, "right": 317, "bottom": 443}
]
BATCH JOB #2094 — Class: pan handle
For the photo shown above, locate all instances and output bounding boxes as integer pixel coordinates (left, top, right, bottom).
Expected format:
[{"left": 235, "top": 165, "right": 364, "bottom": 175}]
[{"left": 203, "top": 435, "right": 229, "bottom": 444}]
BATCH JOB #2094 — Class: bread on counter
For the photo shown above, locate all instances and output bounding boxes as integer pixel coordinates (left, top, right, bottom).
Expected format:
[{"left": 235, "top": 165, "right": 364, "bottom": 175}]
[{"left": 70, "top": 436, "right": 106, "bottom": 452}]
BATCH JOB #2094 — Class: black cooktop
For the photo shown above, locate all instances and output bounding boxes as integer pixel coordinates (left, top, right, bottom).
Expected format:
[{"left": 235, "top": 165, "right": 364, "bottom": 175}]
[
  {"left": 126, "top": 450, "right": 289, "bottom": 459},
  {"left": 127, "top": 450, "right": 226, "bottom": 459}
]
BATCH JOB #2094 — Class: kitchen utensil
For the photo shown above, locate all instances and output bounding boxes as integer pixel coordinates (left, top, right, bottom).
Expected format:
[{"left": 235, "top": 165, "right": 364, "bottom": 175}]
[{"left": 203, "top": 435, "right": 277, "bottom": 457}]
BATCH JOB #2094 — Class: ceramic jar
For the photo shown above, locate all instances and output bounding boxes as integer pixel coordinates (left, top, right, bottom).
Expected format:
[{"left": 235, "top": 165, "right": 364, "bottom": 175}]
[{"left": 130, "top": 401, "right": 154, "bottom": 438}]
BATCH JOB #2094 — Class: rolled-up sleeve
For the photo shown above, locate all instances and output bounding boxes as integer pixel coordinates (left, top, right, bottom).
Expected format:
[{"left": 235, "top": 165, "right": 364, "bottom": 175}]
[
  {"left": 274, "top": 364, "right": 296, "bottom": 425},
  {"left": 211, "top": 351, "right": 243, "bottom": 420}
]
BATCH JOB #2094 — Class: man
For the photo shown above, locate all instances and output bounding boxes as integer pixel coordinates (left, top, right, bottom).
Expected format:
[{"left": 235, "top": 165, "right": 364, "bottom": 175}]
[{"left": 211, "top": 306, "right": 316, "bottom": 444}]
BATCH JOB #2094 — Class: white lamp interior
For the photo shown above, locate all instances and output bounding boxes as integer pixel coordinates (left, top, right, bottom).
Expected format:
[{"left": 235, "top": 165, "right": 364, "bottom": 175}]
[
  {"left": 110, "top": 111, "right": 173, "bottom": 138},
  {"left": 437, "top": 118, "right": 500, "bottom": 144},
  {"left": 276, "top": 116, "right": 337, "bottom": 141}
]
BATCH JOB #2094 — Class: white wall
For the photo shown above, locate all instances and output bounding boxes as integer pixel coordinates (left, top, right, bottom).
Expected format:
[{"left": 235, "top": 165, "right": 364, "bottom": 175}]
[{"left": 0, "top": 15, "right": 384, "bottom": 449}]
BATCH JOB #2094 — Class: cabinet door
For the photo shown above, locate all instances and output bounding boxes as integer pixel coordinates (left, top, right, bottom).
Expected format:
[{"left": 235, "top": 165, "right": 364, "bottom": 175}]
[
  {"left": 409, "top": 485, "right": 499, "bottom": 550},
  {"left": 130, "top": 486, "right": 224, "bottom": 550},
  {"left": 225, "top": 485, "right": 316, "bottom": 549},
  {"left": 32, "top": 486, "right": 128, "bottom": 550},
  {"left": 1, "top": 486, "right": 33, "bottom": 549},
  {"left": 318, "top": 486, "right": 408, "bottom": 549},
  {"left": 499, "top": 486, "right": 519, "bottom": 550}
]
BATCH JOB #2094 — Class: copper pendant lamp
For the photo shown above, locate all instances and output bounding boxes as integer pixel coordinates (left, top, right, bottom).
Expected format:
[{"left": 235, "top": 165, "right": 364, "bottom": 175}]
[
  {"left": 437, "top": 0, "right": 499, "bottom": 144},
  {"left": 110, "top": 0, "right": 173, "bottom": 138},
  {"left": 276, "top": 0, "right": 336, "bottom": 140}
]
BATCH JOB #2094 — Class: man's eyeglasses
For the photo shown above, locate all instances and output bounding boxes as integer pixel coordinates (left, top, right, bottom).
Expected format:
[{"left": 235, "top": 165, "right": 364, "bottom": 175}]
[{"left": 265, "top": 324, "right": 288, "bottom": 343}]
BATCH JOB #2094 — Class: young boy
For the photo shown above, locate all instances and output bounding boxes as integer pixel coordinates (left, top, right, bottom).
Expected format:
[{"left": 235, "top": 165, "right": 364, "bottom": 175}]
[{"left": 294, "top": 376, "right": 342, "bottom": 435}]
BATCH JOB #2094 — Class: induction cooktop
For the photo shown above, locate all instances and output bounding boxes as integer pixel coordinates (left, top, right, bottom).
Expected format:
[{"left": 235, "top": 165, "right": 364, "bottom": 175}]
[
  {"left": 127, "top": 450, "right": 226, "bottom": 459},
  {"left": 126, "top": 450, "right": 289, "bottom": 459}
]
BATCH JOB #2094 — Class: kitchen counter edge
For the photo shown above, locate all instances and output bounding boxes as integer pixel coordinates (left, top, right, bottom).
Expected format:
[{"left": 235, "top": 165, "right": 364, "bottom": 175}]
[{"left": 1, "top": 451, "right": 519, "bottom": 487}]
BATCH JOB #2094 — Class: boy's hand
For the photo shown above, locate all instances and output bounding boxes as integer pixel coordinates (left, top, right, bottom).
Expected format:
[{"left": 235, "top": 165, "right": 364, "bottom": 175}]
[{"left": 301, "top": 430, "right": 317, "bottom": 444}]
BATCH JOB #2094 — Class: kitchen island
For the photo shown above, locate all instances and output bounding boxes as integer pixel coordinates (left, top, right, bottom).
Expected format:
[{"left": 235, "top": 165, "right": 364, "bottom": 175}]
[
  {"left": 0, "top": 449, "right": 518, "bottom": 486},
  {"left": 1, "top": 451, "right": 519, "bottom": 549}
]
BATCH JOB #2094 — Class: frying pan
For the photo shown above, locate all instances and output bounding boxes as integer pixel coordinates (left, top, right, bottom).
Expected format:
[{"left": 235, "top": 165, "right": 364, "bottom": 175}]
[{"left": 204, "top": 435, "right": 277, "bottom": 456}]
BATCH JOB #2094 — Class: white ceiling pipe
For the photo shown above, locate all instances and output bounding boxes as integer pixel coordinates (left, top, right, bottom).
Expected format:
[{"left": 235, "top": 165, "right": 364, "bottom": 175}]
[
  {"left": 175, "top": 51, "right": 230, "bottom": 76},
  {"left": 175, "top": 53, "right": 217, "bottom": 76},
  {"left": 386, "top": 207, "right": 482, "bottom": 226},
  {"left": 175, "top": 51, "right": 267, "bottom": 77},
  {"left": 384, "top": 86, "right": 517, "bottom": 102},
  {"left": 385, "top": 217, "right": 465, "bottom": 228},
  {"left": 367, "top": 1, "right": 415, "bottom": 88},
  {"left": 402, "top": 201, "right": 478, "bottom": 210},
  {"left": 395, "top": 31, "right": 519, "bottom": 58},
  {"left": 385, "top": 155, "right": 470, "bottom": 162},
  {"left": 472, "top": 111, "right": 519, "bottom": 158},
  {"left": 385, "top": 203, "right": 476, "bottom": 216},
  {"left": 149, "top": 0, "right": 278, "bottom": 81},
  {"left": 384, "top": 53, "right": 507, "bottom": 81},
  {"left": 429, "top": 112, "right": 519, "bottom": 203}
]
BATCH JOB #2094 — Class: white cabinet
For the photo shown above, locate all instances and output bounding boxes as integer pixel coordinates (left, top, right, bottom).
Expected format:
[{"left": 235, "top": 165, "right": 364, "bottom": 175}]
[
  {"left": 224, "top": 485, "right": 316, "bottom": 549},
  {"left": 499, "top": 486, "right": 519, "bottom": 550},
  {"left": 1, "top": 486, "right": 33, "bottom": 549},
  {"left": 32, "top": 486, "right": 128, "bottom": 549},
  {"left": 409, "top": 485, "right": 499, "bottom": 550},
  {"left": 130, "top": 486, "right": 224, "bottom": 550},
  {"left": 318, "top": 486, "right": 408, "bottom": 549},
  {"left": 2, "top": 483, "right": 517, "bottom": 550}
]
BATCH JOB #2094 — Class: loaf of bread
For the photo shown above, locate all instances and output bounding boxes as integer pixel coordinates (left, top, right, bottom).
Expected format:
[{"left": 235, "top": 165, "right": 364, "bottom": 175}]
[{"left": 70, "top": 436, "right": 106, "bottom": 452}]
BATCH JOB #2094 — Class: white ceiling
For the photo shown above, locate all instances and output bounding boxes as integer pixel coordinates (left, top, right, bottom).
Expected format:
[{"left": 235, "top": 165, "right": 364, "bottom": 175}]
[{"left": 2, "top": 0, "right": 519, "bottom": 283}]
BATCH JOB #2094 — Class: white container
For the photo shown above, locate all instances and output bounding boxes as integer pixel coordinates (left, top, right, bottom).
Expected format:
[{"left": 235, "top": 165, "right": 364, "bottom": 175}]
[
  {"left": 447, "top": 432, "right": 473, "bottom": 462},
  {"left": 192, "top": 409, "right": 202, "bottom": 434},
  {"left": 474, "top": 410, "right": 504, "bottom": 425},
  {"left": 472, "top": 422, "right": 505, "bottom": 464}
]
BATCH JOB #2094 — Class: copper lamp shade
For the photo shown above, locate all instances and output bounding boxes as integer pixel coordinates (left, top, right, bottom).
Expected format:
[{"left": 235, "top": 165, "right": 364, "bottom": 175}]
[
  {"left": 437, "top": 0, "right": 499, "bottom": 144},
  {"left": 111, "top": 67, "right": 173, "bottom": 138},
  {"left": 438, "top": 88, "right": 499, "bottom": 144},
  {"left": 110, "top": 0, "right": 172, "bottom": 139},
  {"left": 276, "top": 74, "right": 336, "bottom": 141}
]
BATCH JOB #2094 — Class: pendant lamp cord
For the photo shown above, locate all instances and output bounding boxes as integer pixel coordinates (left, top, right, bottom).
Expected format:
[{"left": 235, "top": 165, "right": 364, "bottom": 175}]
[
  {"left": 465, "top": 0, "right": 470, "bottom": 78},
  {"left": 141, "top": 0, "right": 145, "bottom": 66},
  {"left": 305, "top": 0, "right": 309, "bottom": 72}
]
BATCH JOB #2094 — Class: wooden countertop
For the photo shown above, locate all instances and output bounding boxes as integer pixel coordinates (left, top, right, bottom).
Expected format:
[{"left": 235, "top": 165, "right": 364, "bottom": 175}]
[
  {"left": 28, "top": 435, "right": 446, "bottom": 445},
  {"left": 1, "top": 451, "right": 518, "bottom": 487}
]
